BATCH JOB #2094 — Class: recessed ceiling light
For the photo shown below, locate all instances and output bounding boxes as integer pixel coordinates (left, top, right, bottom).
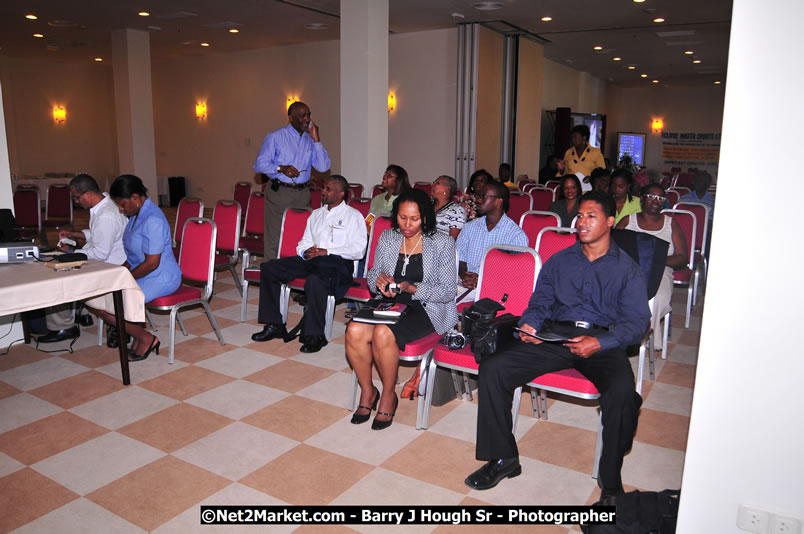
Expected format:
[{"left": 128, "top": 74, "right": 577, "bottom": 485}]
[
  {"left": 652, "top": 79, "right": 659, "bottom": 83},
  {"left": 684, "top": 50, "right": 694, "bottom": 55},
  {"left": 25, "top": 14, "right": 37, "bottom": 20},
  {"left": 541, "top": 16, "right": 552, "bottom": 22},
  {"left": 613, "top": 57, "right": 622, "bottom": 61},
  {"left": 94, "top": 57, "right": 103, "bottom": 62},
  {"left": 593, "top": 45, "right": 603, "bottom": 51},
  {"left": 305, "top": 23, "right": 328, "bottom": 30},
  {"left": 640, "top": 74, "right": 648, "bottom": 78},
  {"left": 653, "top": 17, "right": 665, "bottom": 23},
  {"left": 692, "top": 59, "right": 702, "bottom": 64},
  {"left": 633, "top": 0, "right": 646, "bottom": 2},
  {"left": 228, "top": 28, "right": 239, "bottom": 33},
  {"left": 627, "top": 66, "right": 636, "bottom": 70},
  {"left": 714, "top": 81, "right": 721, "bottom": 84},
  {"left": 138, "top": 11, "right": 150, "bottom": 17},
  {"left": 451, "top": 13, "right": 465, "bottom": 20},
  {"left": 473, "top": 1, "right": 504, "bottom": 11},
  {"left": 200, "top": 42, "right": 210, "bottom": 47},
  {"left": 33, "top": 33, "right": 44, "bottom": 38}
]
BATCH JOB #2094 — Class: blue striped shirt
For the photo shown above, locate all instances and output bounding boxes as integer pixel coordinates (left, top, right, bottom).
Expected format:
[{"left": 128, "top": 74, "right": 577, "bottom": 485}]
[
  {"left": 253, "top": 124, "right": 330, "bottom": 184},
  {"left": 457, "top": 214, "right": 528, "bottom": 273}
]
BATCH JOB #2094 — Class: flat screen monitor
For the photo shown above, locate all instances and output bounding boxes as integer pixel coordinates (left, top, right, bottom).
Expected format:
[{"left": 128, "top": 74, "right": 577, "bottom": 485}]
[{"left": 617, "top": 133, "right": 646, "bottom": 166}]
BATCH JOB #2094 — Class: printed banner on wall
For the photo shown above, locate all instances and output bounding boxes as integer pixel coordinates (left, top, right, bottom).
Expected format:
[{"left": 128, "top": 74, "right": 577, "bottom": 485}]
[{"left": 661, "top": 132, "right": 721, "bottom": 174}]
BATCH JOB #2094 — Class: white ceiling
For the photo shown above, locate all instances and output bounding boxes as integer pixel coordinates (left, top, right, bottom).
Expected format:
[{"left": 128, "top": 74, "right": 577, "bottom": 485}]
[{"left": 0, "top": 0, "right": 732, "bottom": 87}]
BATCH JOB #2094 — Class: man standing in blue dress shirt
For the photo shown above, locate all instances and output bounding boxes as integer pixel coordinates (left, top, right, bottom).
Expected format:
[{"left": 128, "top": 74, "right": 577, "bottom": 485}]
[
  {"left": 464, "top": 190, "right": 650, "bottom": 503},
  {"left": 254, "top": 102, "right": 331, "bottom": 261}
]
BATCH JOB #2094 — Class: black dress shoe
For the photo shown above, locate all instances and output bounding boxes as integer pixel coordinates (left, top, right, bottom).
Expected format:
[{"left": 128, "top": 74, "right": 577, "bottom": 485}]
[
  {"left": 464, "top": 458, "right": 522, "bottom": 490},
  {"left": 37, "top": 326, "right": 80, "bottom": 344},
  {"left": 599, "top": 485, "right": 625, "bottom": 505},
  {"left": 251, "top": 323, "right": 287, "bottom": 342},
  {"left": 299, "top": 335, "right": 328, "bottom": 353},
  {"left": 77, "top": 313, "right": 94, "bottom": 327}
]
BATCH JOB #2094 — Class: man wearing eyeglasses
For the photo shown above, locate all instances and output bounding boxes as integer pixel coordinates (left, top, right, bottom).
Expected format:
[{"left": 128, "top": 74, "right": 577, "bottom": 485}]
[
  {"left": 455, "top": 181, "right": 527, "bottom": 303},
  {"left": 38, "top": 174, "right": 127, "bottom": 343}
]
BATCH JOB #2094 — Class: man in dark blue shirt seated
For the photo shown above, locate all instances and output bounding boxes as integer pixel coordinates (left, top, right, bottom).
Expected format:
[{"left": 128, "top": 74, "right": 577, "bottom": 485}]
[{"left": 465, "top": 190, "right": 651, "bottom": 501}]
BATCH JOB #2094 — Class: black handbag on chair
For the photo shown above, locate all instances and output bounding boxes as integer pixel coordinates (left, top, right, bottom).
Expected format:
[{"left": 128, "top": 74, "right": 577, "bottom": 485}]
[{"left": 462, "top": 296, "right": 519, "bottom": 364}]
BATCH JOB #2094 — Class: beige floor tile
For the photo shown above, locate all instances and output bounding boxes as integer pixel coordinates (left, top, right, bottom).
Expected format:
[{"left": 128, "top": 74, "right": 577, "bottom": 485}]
[
  {"left": 245, "top": 338, "right": 306, "bottom": 358},
  {"left": 332, "top": 467, "right": 466, "bottom": 508},
  {"left": 12, "top": 497, "right": 146, "bottom": 534},
  {"left": 31, "top": 431, "right": 166, "bottom": 495},
  {"left": 243, "top": 360, "right": 335, "bottom": 393},
  {"left": 28, "top": 370, "right": 127, "bottom": 409},
  {"left": 118, "top": 403, "right": 234, "bottom": 453},
  {"left": 634, "top": 408, "right": 690, "bottom": 452},
  {"left": 213, "top": 302, "right": 258, "bottom": 323},
  {"left": 94, "top": 353, "right": 189, "bottom": 385},
  {"left": 0, "top": 380, "right": 21, "bottom": 400},
  {"left": 427, "top": 401, "right": 536, "bottom": 445},
  {"left": 196, "top": 347, "right": 282, "bottom": 378},
  {"left": 0, "top": 356, "right": 88, "bottom": 391},
  {"left": 0, "top": 392, "right": 62, "bottom": 433},
  {"left": 517, "top": 421, "right": 598, "bottom": 475},
  {"left": 240, "top": 444, "right": 373, "bottom": 505},
  {"left": 295, "top": 371, "right": 356, "bottom": 410},
  {"left": 642, "top": 382, "right": 693, "bottom": 416},
  {"left": 242, "top": 395, "right": 347, "bottom": 442},
  {"left": 529, "top": 393, "right": 600, "bottom": 433},
  {"left": 87, "top": 456, "right": 230, "bottom": 531},
  {"left": 677, "top": 329, "right": 702, "bottom": 346},
  {"left": 206, "top": 297, "right": 241, "bottom": 311},
  {"left": 174, "top": 421, "right": 297, "bottom": 481},
  {"left": 0, "top": 468, "right": 79, "bottom": 532},
  {"left": 0, "top": 344, "right": 50, "bottom": 372},
  {"left": 290, "top": 342, "right": 351, "bottom": 372},
  {"left": 62, "top": 344, "right": 123, "bottom": 369},
  {"left": 665, "top": 343, "right": 698, "bottom": 366},
  {"left": 172, "top": 336, "right": 237, "bottom": 363},
  {"left": 180, "top": 313, "right": 238, "bottom": 336},
  {"left": 620, "top": 442, "right": 685, "bottom": 491},
  {"left": 138, "top": 365, "right": 236, "bottom": 401},
  {"left": 656, "top": 361, "right": 697, "bottom": 389},
  {"left": 0, "top": 451, "right": 24, "bottom": 478},
  {"left": 203, "top": 322, "right": 271, "bottom": 347},
  {"left": 0, "top": 411, "right": 108, "bottom": 465},
  {"left": 70, "top": 386, "right": 178, "bottom": 430},
  {"left": 185, "top": 379, "right": 289, "bottom": 419}
]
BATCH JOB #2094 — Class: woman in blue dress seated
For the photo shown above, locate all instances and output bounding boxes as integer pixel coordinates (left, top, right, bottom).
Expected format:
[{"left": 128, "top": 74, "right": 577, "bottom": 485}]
[
  {"left": 90, "top": 175, "right": 182, "bottom": 361},
  {"left": 345, "top": 188, "right": 458, "bottom": 430}
]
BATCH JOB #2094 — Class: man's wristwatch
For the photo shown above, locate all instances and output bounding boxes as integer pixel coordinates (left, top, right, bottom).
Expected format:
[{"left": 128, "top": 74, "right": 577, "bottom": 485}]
[{"left": 276, "top": 165, "right": 282, "bottom": 174}]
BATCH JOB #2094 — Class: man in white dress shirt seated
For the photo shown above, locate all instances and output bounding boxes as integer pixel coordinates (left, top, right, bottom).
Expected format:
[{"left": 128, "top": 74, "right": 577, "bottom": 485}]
[
  {"left": 38, "top": 173, "right": 128, "bottom": 343},
  {"left": 251, "top": 175, "right": 367, "bottom": 353}
]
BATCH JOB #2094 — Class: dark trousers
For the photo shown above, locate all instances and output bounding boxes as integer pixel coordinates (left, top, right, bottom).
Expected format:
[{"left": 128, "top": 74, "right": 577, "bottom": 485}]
[
  {"left": 257, "top": 255, "right": 350, "bottom": 337},
  {"left": 475, "top": 327, "right": 642, "bottom": 490}
]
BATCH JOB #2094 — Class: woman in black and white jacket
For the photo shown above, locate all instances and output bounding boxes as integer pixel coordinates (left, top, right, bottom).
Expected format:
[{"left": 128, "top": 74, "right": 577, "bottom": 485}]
[{"left": 346, "top": 188, "right": 458, "bottom": 430}]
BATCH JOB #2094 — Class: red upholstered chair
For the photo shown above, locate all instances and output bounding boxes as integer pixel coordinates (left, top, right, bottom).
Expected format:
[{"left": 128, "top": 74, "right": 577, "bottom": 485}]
[
  {"left": 348, "top": 197, "right": 372, "bottom": 219},
  {"left": 12, "top": 188, "right": 41, "bottom": 238},
  {"left": 662, "top": 208, "right": 697, "bottom": 328},
  {"left": 42, "top": 184, "right": 73, "bottom": 229},
  {"left": 544, "top": 180, "right": 561, "bottom": 192},
  {"left": 413, "top": 182, "right": 432, "bottom": 196},
  {"left": 670, "top": 167, "right": 682, "bottom": 173},
  {"left": 665, "top": 189, "right": 680, "bottom": 208},
  {"left": 517, "top": 178, "right": 534, "bottom": 190},
  {"left": 372, "top": 184, "right": 384, "bottom": 198},
  {"left": 172, "top": 197, "right": 203, "bottom": 260},
  {"left": 535, "top": 226, "right": 578, "bottom": 263},
  {"left": 529, "top": 187, "right": 555, "bottom": 211},
  {"left": 506, "top": 192, "right": 532, "bottom": 225},
  {"left": 148, "top": 218, "right": 225, "bottom": 363},
  {"left": 674, "top": 201, "right": 711, "bottom": 304},
  {"left": 417, "top": 245, "right": 541, "bottom": 429},
  {"left": 348, "top": 183, "right": 364, "bottom": 201},
  {"left": 519, "top": 210, "right": 561, "bottom": 249},
  {"left": 212, "top": 200, "right": 242, "bottom": 293},
  {"left": 238, "top": 191, "right": 265, "bottom": 267},
  {"left": 521, "top": 182, "right": 539, "bottom": 194},
  {"left": 309, "top": 188, "right": 322, "bottom": 210},
  {"left": 233, "top": 182, "right": 252, "bottom": 221}
]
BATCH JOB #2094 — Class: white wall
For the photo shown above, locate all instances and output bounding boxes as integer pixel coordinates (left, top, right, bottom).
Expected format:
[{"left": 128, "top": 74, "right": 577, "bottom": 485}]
[{"left": 676, "top": 0, "right": 804, "bottom": 530}]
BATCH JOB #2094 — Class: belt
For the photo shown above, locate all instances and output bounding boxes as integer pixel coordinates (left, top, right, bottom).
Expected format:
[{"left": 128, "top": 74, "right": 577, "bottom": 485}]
[
  {"left": 273, "top": 179, "right": 308, "bottom": 190},
  {"left": 552, "top": 320, "right": 608, "bottom": 330}
]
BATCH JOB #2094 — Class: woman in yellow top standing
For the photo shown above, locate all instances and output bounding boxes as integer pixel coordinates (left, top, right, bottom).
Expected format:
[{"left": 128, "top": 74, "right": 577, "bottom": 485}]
[{"left": 560, "top": 125, "right": 606, "bottom": 185}]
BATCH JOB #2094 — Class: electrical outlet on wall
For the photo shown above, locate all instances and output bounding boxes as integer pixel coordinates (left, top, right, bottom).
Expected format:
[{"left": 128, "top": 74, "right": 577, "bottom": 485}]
[
  {"left": 738, "top": 505, "right": 770, "bottom": 533},
  {"left": 770, "top": 514, "right": 802, "bottom": 534}
]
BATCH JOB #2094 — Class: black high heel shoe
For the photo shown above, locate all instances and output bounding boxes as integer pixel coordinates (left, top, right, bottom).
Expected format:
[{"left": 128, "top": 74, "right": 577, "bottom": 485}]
[
  {"left": 128, "top": 336, "right": 160, "bottom": 362},
  {"left": 371, "top": 393, "right": 398, "bottom": 430},
  {"left": 351, "top": 386, "right": 380, "bottom": 425}
]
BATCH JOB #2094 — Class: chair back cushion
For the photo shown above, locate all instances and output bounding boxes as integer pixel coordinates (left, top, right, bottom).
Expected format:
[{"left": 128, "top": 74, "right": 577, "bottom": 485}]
[
  {"left": 520, "top": 211, "right": 561, "bottom": 248},
  {"left": 278, "top": 209, "right": 311, "bottom": 259},
  {"left": 365, "top": 216, "right": 392, "bottom": 274},
  {"left": 244, "top": 192, "right": 265, "bottom": 236},
  {"left": 348, "top": 184, "right": 364, "bottom": 200},
  {"left": 663, "top": 209, "right": 696, "bottom": 268},
  {"left": 233, "top": 182, "right": 251, "bottom": 213},
  {"left": 477, "top": 246, "right": 541, "bottom": 316},
  {"left": 348, "top": 198, "right": 372, "bottom": 219},
  {"left": 179, "top": 218, "right": 216, "bottom": 283},
  {"left": 536, "top": 227, "right": 578, "bottom": 263},
  {"left": 530, "top": 188, "right": 554, "bottom": 211},
  {"left": 175, "top": 198, "right": 203, "bottom": 244},
  {"left": 506, "top": 192, "right": 532, "bottom": 224},
  {"left": 46, "top": 184, "right": 72, "bottom": 219},
  {"left": 310, "top": 189, "right": 322, "bottom": 210},
  {"left": 13, "top": 189, "right": 40, "bottom": 227},
  {"left": 213, "top": 200, "right": 241, "bottom": 252}
]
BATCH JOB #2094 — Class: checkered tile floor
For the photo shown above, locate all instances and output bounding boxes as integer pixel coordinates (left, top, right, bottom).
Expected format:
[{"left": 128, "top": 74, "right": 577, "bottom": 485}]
[{"left": 0, "top": 266, "right": 701, "bottom": 533}]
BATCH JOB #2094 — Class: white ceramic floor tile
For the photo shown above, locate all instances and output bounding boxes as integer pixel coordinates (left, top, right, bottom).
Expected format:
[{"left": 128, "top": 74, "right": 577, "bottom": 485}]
[
  {"left": 213, "top": 303, "right": 257, "bottom": 323},
  {"left": 305, "top": 415, "right": 418, "bottom": 466},
  {"left": 185, "top": 380, "right": 288, "bottom": 419},
  {"left": 0, "top": 451, "right": 25, "bottom": 478},
  {"left": 203, "top": 323, "right": 265, "bottom": 347},
  {"left": 295, "top": 371, "right": 356, "bottom": 410},
  {"left": 195, "top": 347, "right": 281, "bottom": 378},
  {"left": 0, "top": 357, "right": 87, "bottom": 391},
  {"left": 621, "top": 441, "right": 686, "bottom": 491},
  {"left": 95, "top": 354, "right": 188, "bottom": 384},
  {"left": 289, "top": 342, "right": 350, "bottom": 372},
  {"left": 0, "top": 392, "right": 62, "bottom": 433},
  {"left": 173, "top": 421, "right": 297, "bottom": 481},
  {"left": 537, "top": 395, "right": 601, "bottom": 433},
  {"left": 12, "top": 497, "right": 147, "bottom": 534},
  {"left": 70, "top": 386, "right": 178, "bottom": 430},
  {"left": 32, "top": 431, "right": 166, "bottom": 495},
  {"left": 642, "top": 382, "right": 693, "bottom": 416}
]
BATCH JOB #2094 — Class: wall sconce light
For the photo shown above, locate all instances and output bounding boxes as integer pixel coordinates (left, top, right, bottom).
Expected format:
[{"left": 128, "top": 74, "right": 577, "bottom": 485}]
[
  {"left": 196, "top": 102, "right": 207, "bottom": 121},
  {"left": 388, "top": 92, "right": 396, "bottom": 113},
  {"left": 53, "top": 105, "right": 66, "bottom": 124},
  {"left": 651, "top": 118, "right": 664, "bottom": 133},
  {"left": 287, "top": 96, "right": 299, "bottom": 111}
]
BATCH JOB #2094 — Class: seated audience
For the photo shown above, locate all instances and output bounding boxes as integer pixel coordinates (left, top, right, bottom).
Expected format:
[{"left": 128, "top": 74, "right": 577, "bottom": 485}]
[
  {"left": 612, "top": 168, "right": 641, "bottom": 224},
  {"left": 679, "top": 171, "right": 715, "bottom": 220},
  {"left": 88, "top": 175, "right": 182, "bottom": 361},
  {"left": 616, "top": 184, "right": 688, "bottom": 351},
  {"left": 538, "top": 154, "right": 561, "bottom": 184},
  {"left": 457, "top": 181, "right": 527, "bottom": 302},
  {"left": 251, "top": 175, "right": 367, "bottom": 353},
  {"left": 461, "top": 169, "right": 492, "bottom": 221},
  {"left": 431, "top": 175, "right": 465, "bottom": 240},
  {"left": 590, "top": 167, "right": 611, "bottom": 194},
  {"left": 369, "top": 164, "right": 409, "bottom": 217},
  {"left": 549, "top": 174, "right": 582, "bottom": 227},
  {"left": 345, "top": 188, "right": 457, "bottom": 430},
  {"left": 498, "top": 163, "right": 518, "bottom": 190},
  {"left": 465, "top": 190, "right": 650, "bottom": 502}
]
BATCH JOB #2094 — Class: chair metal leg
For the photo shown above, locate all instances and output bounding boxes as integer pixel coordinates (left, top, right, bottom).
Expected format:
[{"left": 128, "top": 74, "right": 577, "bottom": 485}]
[
  {"left": 227, "top": 264, "right": 243, "bottom": 296},
  {"left": 449, "top": 369, "right": 463, "bottom": 400},
  {"left": 685, "top": 286, "right": 693, "bottom": 328},
  {"left": 203, "top": 301, "right": 225, "bottom": 346},
  {"left": 511, "top": 386, "right": 524, "bottom": 435},
  {"left": 176, "top": 314, "right": 188, "bottom": 337},
  {"left": 168, "top": 308, "right": 178, "bottom": 364},
  {"left": 279, "top": 284, "right": 290, "bottom": 324},
  {"left": 530, "top": 389, "right": 541, "bottom": 419},
  {"left": 240, "top": 281, "right": 249, "bottom": 322},
  {"left": 592, "top": 414, "right": 603, "bottom": 480},
  {"left": 462, "top": 373, "right": 473, "bottom": 401},
  {"left": 97, "top": 318, "right": 104, "bottom": 347},
  {"left": 693, "top": 268, "right": 700, "bottom": 307},
  {"left": 145, "top": 309, "right": 157, "bottom": 332},
  {"left": 662, "top": 311, "right": 670, "bottom": 360},
  {"left": 540, "top": 390, "right": 548, "bottom": 419},
  {"left": 324, "top": 295, "right": 335, "bottom": 342},
  {"left": 414, "top": 356, "right": 430, "bottom": 430},
  {"left": 419, "top": 356, "right": 438, "bottom": 430}
]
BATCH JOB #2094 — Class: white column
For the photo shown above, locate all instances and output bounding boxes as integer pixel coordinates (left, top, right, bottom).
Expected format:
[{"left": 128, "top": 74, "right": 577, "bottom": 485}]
[
  {"left": 111, "top": 29, "right": 158, "bottom": 195},
  {"left": 340, "top": 0, "right": 388, "bottom": 188}
]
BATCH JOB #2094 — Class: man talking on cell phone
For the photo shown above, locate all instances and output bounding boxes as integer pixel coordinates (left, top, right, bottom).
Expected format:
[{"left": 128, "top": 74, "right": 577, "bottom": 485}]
[
  {"left": 254, "top": 101, "right": 331, "bottom": 261},
  {"left": 464, "top": 190, "right": 651, "bottom": 503}
]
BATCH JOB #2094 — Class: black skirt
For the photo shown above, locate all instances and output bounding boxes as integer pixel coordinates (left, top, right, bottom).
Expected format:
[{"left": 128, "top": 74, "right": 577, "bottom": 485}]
[{"left": 386, "top": 252, "right": 435, "bottom": 350}]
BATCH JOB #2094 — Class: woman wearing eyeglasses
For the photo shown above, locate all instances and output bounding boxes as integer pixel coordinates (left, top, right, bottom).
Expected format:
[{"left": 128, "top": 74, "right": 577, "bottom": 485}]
[{"left": 616, "top": 183, "right": 688, "bottom": 351}]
